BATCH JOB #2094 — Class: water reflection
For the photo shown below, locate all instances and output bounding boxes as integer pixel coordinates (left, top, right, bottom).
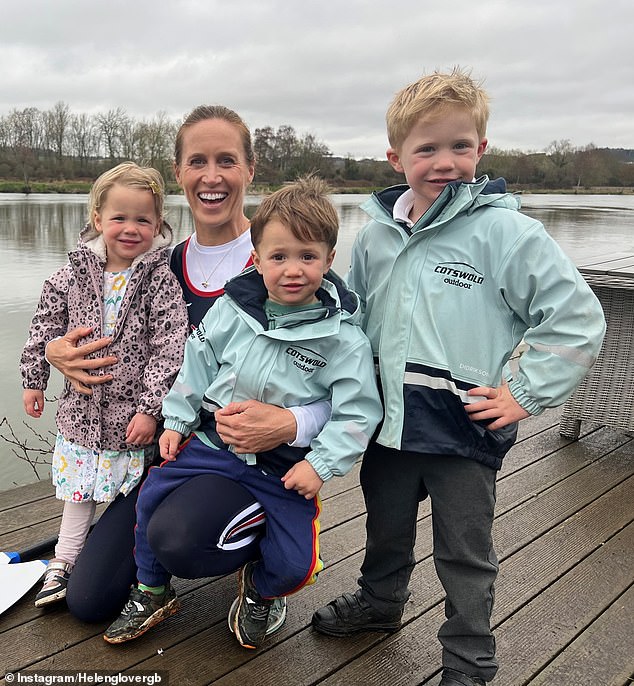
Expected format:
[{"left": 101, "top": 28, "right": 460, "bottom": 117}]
[{"left": 1, "top": 192, "right": 632, "bottom": 489}]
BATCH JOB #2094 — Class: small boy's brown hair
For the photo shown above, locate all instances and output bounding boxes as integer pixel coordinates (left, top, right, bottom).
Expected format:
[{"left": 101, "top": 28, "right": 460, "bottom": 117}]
[
  {"left": 386, "top": 66, "right": 490, "bottom": 150},
  {"left": 250, "top": 175, "right": 338, "bottom": 250}
]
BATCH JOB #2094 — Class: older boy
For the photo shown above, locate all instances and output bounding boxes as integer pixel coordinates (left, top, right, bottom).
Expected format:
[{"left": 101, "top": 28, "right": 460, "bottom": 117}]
[
  {"left": 104, "top": 176, "right": 382, "bottom": 650},
  {"left": 311, "top": 68, "right": 606, "bottom": 685}
]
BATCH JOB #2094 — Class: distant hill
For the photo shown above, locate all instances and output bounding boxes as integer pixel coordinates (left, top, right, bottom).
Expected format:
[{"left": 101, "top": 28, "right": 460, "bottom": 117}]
[{"left": 603, "top": 148, "right": 634, "bottom": 163}]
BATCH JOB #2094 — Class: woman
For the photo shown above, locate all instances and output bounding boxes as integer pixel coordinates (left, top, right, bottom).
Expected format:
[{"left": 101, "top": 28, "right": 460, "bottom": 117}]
[{"left": 46, "top": 106, "right": 329, "bottom": 624}]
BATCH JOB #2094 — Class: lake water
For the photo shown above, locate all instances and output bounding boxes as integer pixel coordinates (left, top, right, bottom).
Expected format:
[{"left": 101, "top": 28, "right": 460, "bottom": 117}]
[{"left": 1, "top": 192, "right": 633, "bottom": 490}]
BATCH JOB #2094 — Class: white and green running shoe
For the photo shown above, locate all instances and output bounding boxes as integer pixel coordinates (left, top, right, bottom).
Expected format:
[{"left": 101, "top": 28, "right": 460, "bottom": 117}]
[
  {"left": 228, "top": 594, "right": 287, "bottom": 638},
  {"left": 231, "top": 562, "right": 287, "bottom": 649}
]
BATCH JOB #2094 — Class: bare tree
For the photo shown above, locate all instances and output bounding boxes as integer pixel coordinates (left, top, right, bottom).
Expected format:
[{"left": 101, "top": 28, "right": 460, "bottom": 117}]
[
  {"left": 5, "top": 107, "right": 45, "bottom": 187},
  {"left": 546, "top": 139, "right": 574, "bottom": 168},
  {"left": 69, "top": 112, "right": 100, "bottom": 168},
  {"left": 273, "top": 125, "right": 298, "bottom": 174},
  {"left": 44, "top": 101, "right": 71, "bottom": 160},
  {"left": 97, "top": 107, "right": 127, "bottom": 161},
  {"left": 119, "top": 114, "right": 140, "bottom": 161},
  {"left": 137, "top": 111, "right": 175, "bottom": 178},
  {"left": 294, "top": 132, "right": 332, "bottom": 176},
  {"left": 253, "top": 126, "right": 276, "bottom": 181}
]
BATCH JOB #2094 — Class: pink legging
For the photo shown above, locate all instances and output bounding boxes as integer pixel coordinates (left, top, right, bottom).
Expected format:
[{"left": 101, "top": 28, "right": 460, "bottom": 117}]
[{"left": 54, "top": 500, "right": 97, "bottom": 565}]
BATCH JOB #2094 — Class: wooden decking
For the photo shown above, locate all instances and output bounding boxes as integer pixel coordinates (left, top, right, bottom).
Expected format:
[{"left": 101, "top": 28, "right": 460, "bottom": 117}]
[{"left": 1, "top": 408, "right": 632, "bottom": 686}]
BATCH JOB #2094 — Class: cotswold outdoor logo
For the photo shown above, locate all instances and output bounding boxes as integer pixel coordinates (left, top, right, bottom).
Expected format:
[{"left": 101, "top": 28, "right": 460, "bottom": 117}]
[
  {"left": 434, "top": 262, "right": 484, "bottom": 290},
  {"left": 285, "top": 346, "right": 327, "bottom": 373}
]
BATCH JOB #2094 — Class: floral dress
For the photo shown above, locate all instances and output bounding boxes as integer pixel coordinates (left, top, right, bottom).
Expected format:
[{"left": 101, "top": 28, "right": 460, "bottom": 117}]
[{"left": 52, "top": 270, "right": 146, "bottom": 503}]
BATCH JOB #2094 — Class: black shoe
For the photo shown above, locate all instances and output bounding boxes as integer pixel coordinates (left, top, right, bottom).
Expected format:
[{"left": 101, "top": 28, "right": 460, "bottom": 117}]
[
  {"left": 439, "top": 668, "right": 486, "bottom": 686},
  {"left": 233, "top": 562, "right": 274, "bottom": 649},
  {"left": 103, "top": 585, "right": 180, "bottom": 644},
  {"left": 311, "top": 589, "right": 402, "bottom": 637}
]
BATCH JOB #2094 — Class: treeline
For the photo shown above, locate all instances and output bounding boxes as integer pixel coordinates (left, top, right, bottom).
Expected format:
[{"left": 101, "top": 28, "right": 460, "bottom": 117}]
[
  {"left": 1, "top": 103, "right": 632, "bottom": 191},
  {"left": 482, "top": 141, "right": 634, "bottom": 190}
]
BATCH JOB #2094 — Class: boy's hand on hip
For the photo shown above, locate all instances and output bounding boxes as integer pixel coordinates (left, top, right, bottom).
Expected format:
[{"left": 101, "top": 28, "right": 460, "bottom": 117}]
[
  {"left": 465, "top": 382, "right": 530, "bottom": 429},
  {"left": 282, "top": 460, "right": 323, "bottom": 500}
]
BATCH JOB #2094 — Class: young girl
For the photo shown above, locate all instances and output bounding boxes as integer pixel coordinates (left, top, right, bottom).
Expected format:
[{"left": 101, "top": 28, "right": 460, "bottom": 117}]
[{"left": 20, "top": 162, "right": 189, "bottom": 608}]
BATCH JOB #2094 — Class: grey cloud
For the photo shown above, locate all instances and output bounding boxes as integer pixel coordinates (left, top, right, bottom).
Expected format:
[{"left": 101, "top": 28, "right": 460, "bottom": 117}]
[{"left": 0, "top": 0, "right": 632, "bottom": 158}]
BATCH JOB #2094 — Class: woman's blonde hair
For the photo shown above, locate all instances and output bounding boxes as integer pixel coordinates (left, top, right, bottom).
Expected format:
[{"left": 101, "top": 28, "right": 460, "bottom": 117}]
[
  {"left": 89, "top": 162, "right": 165, "bottom": 227},
  {"left": 250, "top": 175, "right": 338, "bottom": 250},
  {"left": 386, "top": 67, "right": 490, "bottom": 150}
]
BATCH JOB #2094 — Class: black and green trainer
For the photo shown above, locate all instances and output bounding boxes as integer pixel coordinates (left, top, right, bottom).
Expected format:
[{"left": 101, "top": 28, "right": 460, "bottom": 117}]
[{"left": 103, "top": 584, "right": 180, "bottom": 644}]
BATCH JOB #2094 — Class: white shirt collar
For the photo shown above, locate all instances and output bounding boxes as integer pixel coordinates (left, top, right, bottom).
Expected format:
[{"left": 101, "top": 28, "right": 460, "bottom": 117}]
[{"left": 392, "top": 188, "right": 416, "bottom": 228}]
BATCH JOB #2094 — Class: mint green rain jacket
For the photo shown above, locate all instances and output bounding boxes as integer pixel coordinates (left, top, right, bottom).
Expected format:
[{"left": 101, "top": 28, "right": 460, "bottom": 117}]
[
  {"left": 348, "top": 177, "right": 606, "bottom": 469},
  {"left": 162, "top": 267, "right": 383, "bottom": 481}
]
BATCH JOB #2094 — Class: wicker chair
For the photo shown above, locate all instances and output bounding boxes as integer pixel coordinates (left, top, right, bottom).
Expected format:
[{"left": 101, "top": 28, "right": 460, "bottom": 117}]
[{"left": 559, "top": 278, "right": 634, "bottom": 439}]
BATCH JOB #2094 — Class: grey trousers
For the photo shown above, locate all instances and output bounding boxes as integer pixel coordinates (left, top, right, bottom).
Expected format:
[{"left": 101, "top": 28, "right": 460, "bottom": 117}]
[{"left": 358, "top": 441, "right": 498, "bottom": 682}]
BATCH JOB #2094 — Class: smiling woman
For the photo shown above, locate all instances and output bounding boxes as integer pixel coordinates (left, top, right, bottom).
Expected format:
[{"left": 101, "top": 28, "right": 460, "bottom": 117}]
[{"left": 169, "top": 107, "right": 257, "bottom": 327}]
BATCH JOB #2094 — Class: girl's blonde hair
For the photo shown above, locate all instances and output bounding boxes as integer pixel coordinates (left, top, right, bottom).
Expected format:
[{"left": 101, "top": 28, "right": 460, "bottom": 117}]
[
  {"left": 386, "top": 66, "right": 490, "bottom": 150},
  {"left": 88, "top": 162, "right": 165, "bottom": 227}
]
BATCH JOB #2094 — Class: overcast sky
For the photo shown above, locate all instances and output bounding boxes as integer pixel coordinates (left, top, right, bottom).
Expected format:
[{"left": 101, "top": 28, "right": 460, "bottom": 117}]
[{"left": 1, "top": 0, "right": 631, "bottom": 159}]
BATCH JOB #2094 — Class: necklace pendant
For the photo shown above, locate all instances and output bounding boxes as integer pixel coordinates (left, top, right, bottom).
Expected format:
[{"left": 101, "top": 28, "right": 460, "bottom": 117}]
[{"left": 201, "top": 281, "right": 209, "bottom": 287}]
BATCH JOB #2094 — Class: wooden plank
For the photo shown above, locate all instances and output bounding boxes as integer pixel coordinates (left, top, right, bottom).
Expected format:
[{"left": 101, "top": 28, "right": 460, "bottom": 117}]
[
  {"left": 0, "top": 519, "right": 62, "bottom": 557},
  {"left": 300, "top": 479, "right": 634, "bottom": 686},
  {"left": 0, "top": 422, "right": 630, "bottom": 685},
  {"left": 576, "top": 252, "right": 634, "bottom": 270},
  {"left": 494, "top": 441, "right": 633, "bottom": 557},
  {"left": 493, "top": 523, "right": 634, "bottom": 686},
  {"left": 0, "top": 502, "right": 107, "bottom": 554},
  {"left": 3, "top": 430, "right": 628, "bottom": 672},
  {"left": 0, "top": 573, "right": 230, "bottom": 675},
  {"left": 161, "top": 454, "right": 634, "bottom": 686},
  {"left": 515, "top": 406, "right": 562, "bottom": 440},
  {"left": 0, "top": 479, "right": 53, "bottom": 512},
  {"left": 528, "top": 585, "right": 634, "bottom": 686},
  {"left": 495, "top": 426, "right": 630, "bottom": 515},
  {"left": 0, "top": 497, "right": 68, "bottom": 536}
]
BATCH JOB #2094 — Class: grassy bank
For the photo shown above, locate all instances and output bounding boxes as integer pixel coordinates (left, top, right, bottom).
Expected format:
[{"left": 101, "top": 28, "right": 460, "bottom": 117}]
[
  {"left": 0, "top": 179, "right": 632, "bottom": 196},
  {"left": 0, "top": 180, "right": 380, "bottom": 195}
]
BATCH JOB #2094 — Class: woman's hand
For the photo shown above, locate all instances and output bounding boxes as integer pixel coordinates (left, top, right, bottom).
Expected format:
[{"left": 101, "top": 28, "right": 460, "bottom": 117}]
[
  {"left": 46, "top": 327, "right": 117, "bottom": 394},
  {"left": 282, "top": 460, "right": 324, "bottom": 500},
  {"left": 214, "top": 400, "right": 297, "bottom": 453},
  {"left": 465, "top": 382, "right": 530, "bottom": 429}
]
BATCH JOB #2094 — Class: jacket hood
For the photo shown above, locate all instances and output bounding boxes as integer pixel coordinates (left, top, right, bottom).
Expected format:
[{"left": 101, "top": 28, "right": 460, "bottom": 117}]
[
  {"left": 77, "top": 219, "right": 174, "bottom": 268},
  {"left": 370, "top": 176, "right": 519, "bottom": 230},
  {"left": 224, "top": 265, "right": 361, "bottom": 329}
]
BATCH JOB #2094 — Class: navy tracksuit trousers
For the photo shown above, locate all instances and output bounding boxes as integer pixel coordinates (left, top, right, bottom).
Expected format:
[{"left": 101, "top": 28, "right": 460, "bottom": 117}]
[{"left": 135, "top": 436, "right": 323, "bottom": 598}]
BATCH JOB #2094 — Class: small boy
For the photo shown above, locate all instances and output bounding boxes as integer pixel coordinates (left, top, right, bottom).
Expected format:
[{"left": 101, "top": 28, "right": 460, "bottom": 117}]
[
  {"left": 104, "top": 176, "right": 383, "bottom": 649},
  {"left": 311, "top": 69, "right": 606, "bottom": 685}
]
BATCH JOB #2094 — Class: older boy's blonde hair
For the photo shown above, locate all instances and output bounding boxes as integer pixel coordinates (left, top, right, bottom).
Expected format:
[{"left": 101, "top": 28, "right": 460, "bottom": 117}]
[
  {"left": 386, "top": 67, "right": 489, "bottom": 150},
  {"left": 88, "top": 162, "right": 165, "bottom": 227},
  {"left": 250, "top": 175, "right": 338, "bottom": 250}
]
